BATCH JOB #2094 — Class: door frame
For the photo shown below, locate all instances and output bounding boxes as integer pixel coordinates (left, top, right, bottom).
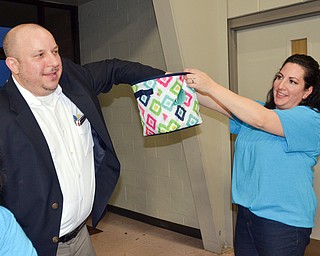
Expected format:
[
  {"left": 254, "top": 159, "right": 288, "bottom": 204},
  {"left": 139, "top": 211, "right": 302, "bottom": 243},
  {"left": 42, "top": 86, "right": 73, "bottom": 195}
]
[{"left": 227, "top": 0, "right": 320, "bottom": 93}]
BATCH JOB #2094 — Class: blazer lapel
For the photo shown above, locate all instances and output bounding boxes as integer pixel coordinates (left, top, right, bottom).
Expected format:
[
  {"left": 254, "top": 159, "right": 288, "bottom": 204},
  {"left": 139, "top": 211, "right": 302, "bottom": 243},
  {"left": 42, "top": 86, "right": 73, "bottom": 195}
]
[{"left": 6, "top": 80, "right": 57, "bottom": 175}]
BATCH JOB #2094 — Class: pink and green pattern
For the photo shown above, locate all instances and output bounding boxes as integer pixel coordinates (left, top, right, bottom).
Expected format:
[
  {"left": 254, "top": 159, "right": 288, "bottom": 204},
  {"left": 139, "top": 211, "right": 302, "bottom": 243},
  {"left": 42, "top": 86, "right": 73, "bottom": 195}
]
[{"left": 132, "top": 72, "right": 202, "bottom": 136}]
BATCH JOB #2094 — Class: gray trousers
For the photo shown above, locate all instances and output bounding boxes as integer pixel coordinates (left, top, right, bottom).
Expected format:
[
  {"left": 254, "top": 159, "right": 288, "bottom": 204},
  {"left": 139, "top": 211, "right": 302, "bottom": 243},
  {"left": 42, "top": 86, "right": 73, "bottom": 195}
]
[{"left": 56, "top": 225, "right": 96, "bottom": 256}]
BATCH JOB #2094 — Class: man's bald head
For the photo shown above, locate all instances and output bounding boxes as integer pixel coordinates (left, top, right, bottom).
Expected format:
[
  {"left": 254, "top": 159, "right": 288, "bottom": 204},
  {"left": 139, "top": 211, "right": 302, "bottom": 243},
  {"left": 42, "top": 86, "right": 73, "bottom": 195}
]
[
  {"left": 3, "top": 23, "right": 62, "bottom": 96},
  {"left": 3, "top": 23, "right": 50, "bottom": 58}
]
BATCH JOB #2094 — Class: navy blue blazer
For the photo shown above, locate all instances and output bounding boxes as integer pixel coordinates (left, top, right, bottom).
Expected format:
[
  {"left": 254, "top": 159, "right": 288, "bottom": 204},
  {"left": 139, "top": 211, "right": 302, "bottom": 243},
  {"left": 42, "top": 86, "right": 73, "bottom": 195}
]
[{"left": 0, "top": 58, "right": 164, "bottom": 255}]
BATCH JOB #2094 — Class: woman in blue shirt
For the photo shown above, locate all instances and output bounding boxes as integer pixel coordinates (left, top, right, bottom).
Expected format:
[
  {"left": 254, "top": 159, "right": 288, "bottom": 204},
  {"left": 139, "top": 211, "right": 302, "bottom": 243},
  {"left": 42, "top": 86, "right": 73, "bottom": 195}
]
[
  {"left": 184, "top": 54, "right": 320, "bottom": 256},
  {"left": 0, "top": 206, "right": 38, "bottom": 256},
  {"left": 0, "top": 166, "right": 38, "bottom": 255}
]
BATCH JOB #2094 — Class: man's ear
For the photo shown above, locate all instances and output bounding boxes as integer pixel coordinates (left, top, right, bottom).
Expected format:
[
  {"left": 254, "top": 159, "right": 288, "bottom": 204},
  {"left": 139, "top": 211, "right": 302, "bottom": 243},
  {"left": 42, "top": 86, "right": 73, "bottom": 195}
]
[{"left": 5, "top": 57, "right": 19, "bottom": 74}]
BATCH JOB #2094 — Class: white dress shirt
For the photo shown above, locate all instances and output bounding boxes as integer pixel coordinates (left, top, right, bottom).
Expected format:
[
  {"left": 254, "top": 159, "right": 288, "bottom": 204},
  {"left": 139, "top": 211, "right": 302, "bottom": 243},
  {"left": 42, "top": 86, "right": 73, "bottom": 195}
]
[{"left": 14, "top": 77, "right": 95, "bottom": 236}]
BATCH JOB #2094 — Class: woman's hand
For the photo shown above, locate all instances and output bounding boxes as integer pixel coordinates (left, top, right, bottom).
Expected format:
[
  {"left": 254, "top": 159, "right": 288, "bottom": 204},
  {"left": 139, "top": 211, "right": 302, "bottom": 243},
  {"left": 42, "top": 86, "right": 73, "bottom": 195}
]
[
  {"left": 183, "top": 68, "right": 232, "bottom": 117},
  {"left": 184, "top": 68, "right": 217, "bottom": 95}
]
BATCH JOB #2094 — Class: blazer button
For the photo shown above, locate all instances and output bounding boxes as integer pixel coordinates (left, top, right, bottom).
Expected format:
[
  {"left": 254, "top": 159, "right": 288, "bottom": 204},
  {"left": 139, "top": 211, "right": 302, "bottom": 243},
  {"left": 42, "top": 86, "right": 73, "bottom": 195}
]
[
  {"left": 52, "top": 236, "right": 59, "bottom": 243},
  {"left": 51, "top": 202, "right": 59, "bottom": 209}
]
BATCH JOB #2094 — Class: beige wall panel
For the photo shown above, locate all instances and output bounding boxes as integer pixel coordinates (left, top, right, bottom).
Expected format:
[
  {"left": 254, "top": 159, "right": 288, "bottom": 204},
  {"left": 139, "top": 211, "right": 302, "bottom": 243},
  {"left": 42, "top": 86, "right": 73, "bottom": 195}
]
[
  {"left": 260, "top": 0, "right": 302, "bottom": 10},
  {"left": 227, "top": 0, "right": 307, "bottom": 18},
  {"left": 153, "top": 0, "right": 233, "bottom": 252},
  {"left": 227, "top": 0, "right": 259, "bottom": 18},
  {"left": 169, "top": 0, "right": 233, "bottom": 248}
]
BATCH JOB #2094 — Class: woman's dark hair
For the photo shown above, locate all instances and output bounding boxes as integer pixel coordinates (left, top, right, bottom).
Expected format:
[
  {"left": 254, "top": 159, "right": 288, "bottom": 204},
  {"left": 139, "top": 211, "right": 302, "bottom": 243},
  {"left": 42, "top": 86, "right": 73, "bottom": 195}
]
[{"left": 265, "top": 54, "right": 320, "bottom": 110}]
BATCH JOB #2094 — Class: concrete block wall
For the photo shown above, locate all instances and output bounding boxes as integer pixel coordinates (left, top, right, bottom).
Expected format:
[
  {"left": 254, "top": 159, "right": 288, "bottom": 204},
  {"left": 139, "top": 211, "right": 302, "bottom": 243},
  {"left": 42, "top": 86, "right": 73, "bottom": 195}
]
[
  {"left": 79, "top": 0, "right": 165, "bottom": 66},
  {"left": 78, "top": 0, "right": 199, "bottom": 228}
]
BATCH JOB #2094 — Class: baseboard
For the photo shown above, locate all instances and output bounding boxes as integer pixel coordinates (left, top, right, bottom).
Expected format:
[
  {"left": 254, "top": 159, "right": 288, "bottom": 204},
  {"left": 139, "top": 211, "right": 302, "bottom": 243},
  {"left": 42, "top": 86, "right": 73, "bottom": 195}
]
[{"left": 107, "top": 205, "right": 202, "bottom": 239}]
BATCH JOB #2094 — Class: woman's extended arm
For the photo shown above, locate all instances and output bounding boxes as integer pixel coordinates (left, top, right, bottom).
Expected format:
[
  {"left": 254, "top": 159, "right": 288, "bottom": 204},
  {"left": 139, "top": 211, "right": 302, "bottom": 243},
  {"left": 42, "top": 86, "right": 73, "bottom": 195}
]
[
  {"left": 196, "top": 92, "right": 232, "bottom": 118},
  {"left": 185, "top": 68, "right": 284, "bottom": 136}
]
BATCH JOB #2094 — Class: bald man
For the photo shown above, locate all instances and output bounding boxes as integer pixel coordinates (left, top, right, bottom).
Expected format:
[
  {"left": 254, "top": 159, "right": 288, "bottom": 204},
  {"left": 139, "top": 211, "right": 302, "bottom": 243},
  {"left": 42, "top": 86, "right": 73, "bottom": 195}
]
[{"left": 0, "top": 23, "right": 164, "bottom": 256}]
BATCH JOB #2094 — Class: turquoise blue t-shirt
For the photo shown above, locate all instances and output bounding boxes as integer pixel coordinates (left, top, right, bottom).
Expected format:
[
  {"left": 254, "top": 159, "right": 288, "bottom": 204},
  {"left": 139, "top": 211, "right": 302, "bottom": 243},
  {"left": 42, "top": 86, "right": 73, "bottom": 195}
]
[
  {"left": 230, "top": 104, "right": 320, "bottom": 228},
  {"left": 0, "top": 206, "right": 38, "bottom": 256}
]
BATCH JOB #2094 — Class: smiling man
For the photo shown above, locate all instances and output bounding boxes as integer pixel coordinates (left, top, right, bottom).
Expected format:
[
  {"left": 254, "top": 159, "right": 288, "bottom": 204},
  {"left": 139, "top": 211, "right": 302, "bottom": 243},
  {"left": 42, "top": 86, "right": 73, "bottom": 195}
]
[{"left": 0, "top": 23, "right": 164, "bottom": 256}]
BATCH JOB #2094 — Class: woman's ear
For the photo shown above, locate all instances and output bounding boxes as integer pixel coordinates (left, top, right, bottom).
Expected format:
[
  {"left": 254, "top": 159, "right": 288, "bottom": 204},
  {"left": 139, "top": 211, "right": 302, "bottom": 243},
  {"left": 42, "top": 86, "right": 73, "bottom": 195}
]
[
  {"left": 303, "top": 86, "right": 313, "bottom": 100},
  {"left": 5, "top": 57, "right": 19, "bottom": 75}
]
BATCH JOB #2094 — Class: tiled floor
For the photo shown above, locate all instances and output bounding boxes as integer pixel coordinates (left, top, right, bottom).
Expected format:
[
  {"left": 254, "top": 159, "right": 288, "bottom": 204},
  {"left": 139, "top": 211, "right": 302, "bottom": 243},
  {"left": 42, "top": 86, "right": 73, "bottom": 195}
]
[
  {"left": 305, "top": 239, "right": 320, "bottom": 256},
  {"left": 89, "top": 212, "right": 234, "bottom": 256},
  {"left": 89, "top": 211, "right": 320, "bottom": 256}
]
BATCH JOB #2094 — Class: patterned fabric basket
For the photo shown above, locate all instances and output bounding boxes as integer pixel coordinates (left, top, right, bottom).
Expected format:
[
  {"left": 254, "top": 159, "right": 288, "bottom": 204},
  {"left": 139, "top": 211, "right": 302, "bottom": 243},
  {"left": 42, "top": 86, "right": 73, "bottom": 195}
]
[{"left": 132, "top": 72, "right": 202, "bottom": 136}]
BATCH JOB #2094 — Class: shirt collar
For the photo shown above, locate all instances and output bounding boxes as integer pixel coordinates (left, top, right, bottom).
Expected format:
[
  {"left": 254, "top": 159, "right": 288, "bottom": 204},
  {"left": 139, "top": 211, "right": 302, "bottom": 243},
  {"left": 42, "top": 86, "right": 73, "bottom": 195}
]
[{"left": 13, "top": 75, "right": 62, "bottom": 107}]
